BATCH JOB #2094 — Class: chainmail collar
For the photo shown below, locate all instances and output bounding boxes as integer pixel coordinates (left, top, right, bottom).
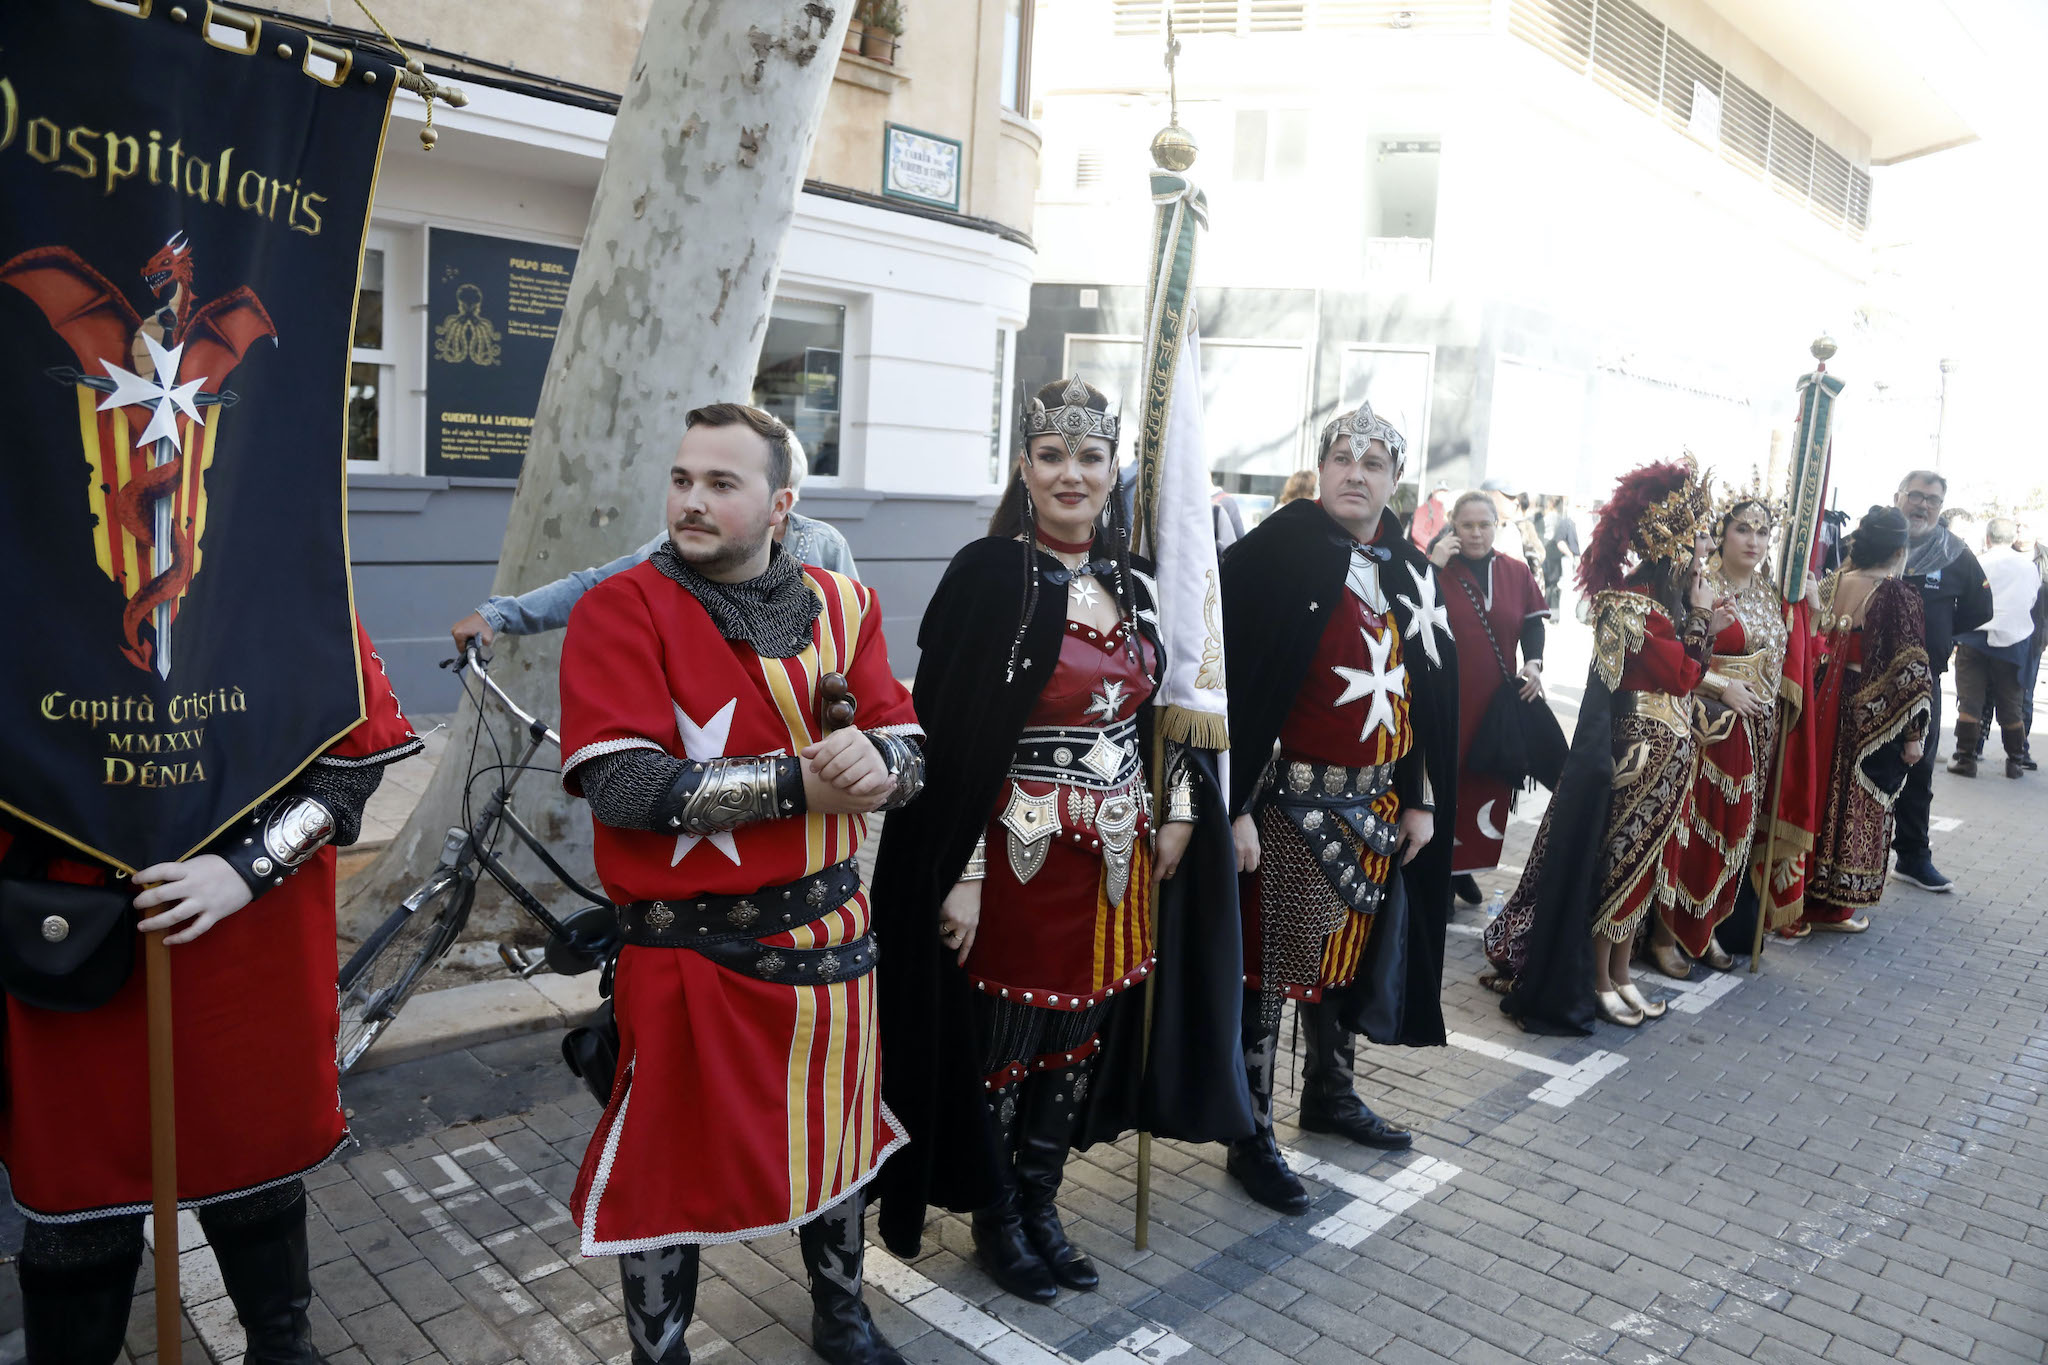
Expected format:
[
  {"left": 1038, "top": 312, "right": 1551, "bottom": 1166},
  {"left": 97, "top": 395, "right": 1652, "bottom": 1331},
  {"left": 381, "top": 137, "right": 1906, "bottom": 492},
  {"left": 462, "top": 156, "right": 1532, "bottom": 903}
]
[{"left": 650, "top": 537, "right": 821, "bottom": 659}]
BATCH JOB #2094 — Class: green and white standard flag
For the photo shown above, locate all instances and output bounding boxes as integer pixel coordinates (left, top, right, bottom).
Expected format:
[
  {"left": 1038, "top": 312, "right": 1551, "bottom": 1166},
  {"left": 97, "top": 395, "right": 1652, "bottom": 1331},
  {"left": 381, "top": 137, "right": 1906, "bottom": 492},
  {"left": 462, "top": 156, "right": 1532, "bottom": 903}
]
[{"left": 1133, "top": 168, "right": 1227, "bottom": 751}]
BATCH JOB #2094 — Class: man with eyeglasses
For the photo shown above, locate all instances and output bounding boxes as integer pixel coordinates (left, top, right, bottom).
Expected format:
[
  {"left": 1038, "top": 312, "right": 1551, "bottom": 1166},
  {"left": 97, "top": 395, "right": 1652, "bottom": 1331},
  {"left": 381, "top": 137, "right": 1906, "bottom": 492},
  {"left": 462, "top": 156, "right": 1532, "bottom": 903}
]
[{"left": 1890, "top": 470, "right": 1994, "bottom": 893}]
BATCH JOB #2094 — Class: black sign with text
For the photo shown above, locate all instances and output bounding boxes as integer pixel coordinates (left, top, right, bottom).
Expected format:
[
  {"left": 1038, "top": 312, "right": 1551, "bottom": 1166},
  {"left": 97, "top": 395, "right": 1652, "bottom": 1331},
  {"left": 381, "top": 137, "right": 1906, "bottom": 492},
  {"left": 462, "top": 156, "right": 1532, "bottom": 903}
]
[
  {"left": 425, "top": 227, "right": 577, "bottom": 478},
  {"left": 0, "top": 5, "right": 391, "bottom": 870}
]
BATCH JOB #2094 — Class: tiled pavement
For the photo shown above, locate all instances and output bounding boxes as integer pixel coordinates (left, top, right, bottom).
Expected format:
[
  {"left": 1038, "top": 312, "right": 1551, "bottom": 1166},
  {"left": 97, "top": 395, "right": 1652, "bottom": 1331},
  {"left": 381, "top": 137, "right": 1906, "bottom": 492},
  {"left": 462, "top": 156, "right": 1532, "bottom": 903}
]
[{"left": 32, "top": 630, "right": 2048, "bottom": 1363}]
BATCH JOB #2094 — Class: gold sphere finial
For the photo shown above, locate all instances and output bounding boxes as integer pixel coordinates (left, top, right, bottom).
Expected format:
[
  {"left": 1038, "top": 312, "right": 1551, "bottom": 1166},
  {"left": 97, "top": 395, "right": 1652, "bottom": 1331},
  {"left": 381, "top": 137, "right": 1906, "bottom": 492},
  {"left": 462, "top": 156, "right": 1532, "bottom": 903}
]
[
  {"left": 419, "top": 126, "right": 439, "bottom": 150},
  {"left": 1151, "top": 124, "right": 1197, "bottom": 172},
  {"left": 1811, "top": 335, "right": 1838, "bottom": 363},
  {"left": 406, "top": 56, "right": 425, "bottom": 75}
]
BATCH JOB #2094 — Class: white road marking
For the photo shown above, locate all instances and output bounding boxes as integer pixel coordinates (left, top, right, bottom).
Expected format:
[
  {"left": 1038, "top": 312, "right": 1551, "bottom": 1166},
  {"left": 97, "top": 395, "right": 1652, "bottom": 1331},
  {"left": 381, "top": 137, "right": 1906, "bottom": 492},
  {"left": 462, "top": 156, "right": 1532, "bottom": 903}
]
[
  {"left": 1278, "top": 1148, "right": 1463, "bottom": 1248},
  {"left": 866, "top": 1244, "right": 1195, "bottom": 1365},
  {"left": 1444, "top": 1031, "right": 1629, "bottom": 1108}
]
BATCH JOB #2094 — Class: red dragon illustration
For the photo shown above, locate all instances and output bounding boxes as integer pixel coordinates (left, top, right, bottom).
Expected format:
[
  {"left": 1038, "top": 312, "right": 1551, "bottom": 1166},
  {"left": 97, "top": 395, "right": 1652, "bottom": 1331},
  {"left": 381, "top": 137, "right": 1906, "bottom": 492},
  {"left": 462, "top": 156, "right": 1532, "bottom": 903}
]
[{"left": 1, "top": 234, "right": 277, "bottom": 673}]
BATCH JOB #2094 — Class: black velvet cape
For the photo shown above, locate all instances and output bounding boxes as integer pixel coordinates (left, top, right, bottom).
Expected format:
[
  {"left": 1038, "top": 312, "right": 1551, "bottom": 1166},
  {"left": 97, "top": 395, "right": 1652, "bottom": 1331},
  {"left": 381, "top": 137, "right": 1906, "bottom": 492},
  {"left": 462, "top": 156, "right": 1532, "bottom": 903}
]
[
  {"left": 1221, "top": 500, "right": 1460, "bottom": 1046},
  {"left": 869, "top": 537, "right": 1254, "bottom": 1257},
  {"left": 1493, "top": 674, "right": 1617, "bottom": 1036}
]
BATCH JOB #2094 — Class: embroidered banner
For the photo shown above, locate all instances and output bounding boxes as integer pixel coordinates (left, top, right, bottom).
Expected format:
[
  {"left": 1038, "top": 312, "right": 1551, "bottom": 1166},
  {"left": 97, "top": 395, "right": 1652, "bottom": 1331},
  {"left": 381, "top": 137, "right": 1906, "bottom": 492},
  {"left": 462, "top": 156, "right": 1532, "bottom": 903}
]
[
  {"left": 1133, "top": 167, "right": 1228, "bottom": 750},
  {"left": 0, "top": 4, "right": 395, "bottom": 870},
  {"left": 1779, "top": 362, "right": 1844, "bottom": 604}
]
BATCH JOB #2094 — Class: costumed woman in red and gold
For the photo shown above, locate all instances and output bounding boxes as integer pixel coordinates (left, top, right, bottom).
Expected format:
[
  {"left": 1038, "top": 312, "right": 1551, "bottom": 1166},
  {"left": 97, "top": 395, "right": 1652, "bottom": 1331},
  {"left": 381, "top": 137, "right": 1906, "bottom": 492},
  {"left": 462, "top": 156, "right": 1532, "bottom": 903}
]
[
  {"left": 1797, "top": 507, "right": 1931, "bottom": 932},
  {"left": 1435, "top": 490, "right": 1553, "bottom": 906},
  {"left": 1481, "top": 458, "right": 1717, "bottom": 1033},
  {"left": 0, "top": 622, "right": 420, "bottom": 1361},
  {"left": 1654, "top": 488, "right": 1788, "bottom": 976},
  {"left": 871, "top": 377, "right": 1250, "bottom": 1303}
]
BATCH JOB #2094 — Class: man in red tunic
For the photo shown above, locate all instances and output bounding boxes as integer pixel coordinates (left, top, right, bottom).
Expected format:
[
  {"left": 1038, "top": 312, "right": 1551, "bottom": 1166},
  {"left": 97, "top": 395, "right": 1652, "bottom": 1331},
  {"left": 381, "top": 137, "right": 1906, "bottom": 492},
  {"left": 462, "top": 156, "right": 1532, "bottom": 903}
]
[
  {"left": 558, "top": 404, "right": 924, "bottom": 1365},
  {"left": 0, "top": 621, "right": 420, "bottom": 1362},
  {"left": 1218, "top": 405, "right": 1460, "bottom": 1213}
]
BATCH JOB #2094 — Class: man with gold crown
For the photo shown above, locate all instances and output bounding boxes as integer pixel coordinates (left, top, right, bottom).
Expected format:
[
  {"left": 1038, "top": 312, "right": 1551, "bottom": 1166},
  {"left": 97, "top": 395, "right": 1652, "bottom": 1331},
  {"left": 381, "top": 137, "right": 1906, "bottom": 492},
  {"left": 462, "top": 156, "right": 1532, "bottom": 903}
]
[
  {"left": 1214, "top": 403, "right": 1460, "bottom": 1212},
  {"left": 1482, "top": 457, "right": 1720, "bottom": 1035}
]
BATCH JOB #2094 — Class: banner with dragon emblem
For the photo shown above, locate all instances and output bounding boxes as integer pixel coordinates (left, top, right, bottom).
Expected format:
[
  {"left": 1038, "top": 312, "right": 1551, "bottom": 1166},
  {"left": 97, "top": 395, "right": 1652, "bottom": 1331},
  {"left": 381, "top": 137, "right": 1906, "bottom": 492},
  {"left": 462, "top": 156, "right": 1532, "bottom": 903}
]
[{"left": 0, "top": 4, "right": 394, "bottom": 870}]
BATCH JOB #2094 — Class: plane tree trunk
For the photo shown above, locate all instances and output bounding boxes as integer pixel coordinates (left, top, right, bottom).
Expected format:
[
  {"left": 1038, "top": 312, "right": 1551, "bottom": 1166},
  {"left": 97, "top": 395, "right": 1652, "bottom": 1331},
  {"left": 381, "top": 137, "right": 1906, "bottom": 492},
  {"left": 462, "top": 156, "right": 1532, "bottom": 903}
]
[{"left": 340, "top": 0, "right": 855, "bottom": 943}]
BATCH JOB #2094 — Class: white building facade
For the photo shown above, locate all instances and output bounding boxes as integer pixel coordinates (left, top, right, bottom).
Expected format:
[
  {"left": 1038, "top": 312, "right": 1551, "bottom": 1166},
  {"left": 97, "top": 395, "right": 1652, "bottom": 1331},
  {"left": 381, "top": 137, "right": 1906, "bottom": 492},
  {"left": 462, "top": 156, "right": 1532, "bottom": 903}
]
[{"left": 1020, "top": 0, "right": 1976, "bottom": 516}]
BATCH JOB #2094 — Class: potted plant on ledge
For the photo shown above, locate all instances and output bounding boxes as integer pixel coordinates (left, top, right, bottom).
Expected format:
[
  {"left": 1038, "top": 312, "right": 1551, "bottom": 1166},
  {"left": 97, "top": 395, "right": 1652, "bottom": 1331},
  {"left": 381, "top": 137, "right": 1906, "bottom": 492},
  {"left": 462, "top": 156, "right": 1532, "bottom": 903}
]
[{"left": 853, "top": 0, "right": 905, "bottom": 64}]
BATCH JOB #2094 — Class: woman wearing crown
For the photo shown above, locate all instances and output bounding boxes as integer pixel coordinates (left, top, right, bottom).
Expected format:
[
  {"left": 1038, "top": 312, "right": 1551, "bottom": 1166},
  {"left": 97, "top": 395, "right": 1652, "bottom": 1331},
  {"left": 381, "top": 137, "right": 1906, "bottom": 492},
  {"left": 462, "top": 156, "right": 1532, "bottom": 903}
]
[
  {"left": 870, "top": 377, "right": 1249, "bottom": 1302},
  {"left": 1652, "top": 486, "right": 1793, "bottom": 975},
  {"left": 1481, "top": 459, "right": 1718, "bottom": 1033}
]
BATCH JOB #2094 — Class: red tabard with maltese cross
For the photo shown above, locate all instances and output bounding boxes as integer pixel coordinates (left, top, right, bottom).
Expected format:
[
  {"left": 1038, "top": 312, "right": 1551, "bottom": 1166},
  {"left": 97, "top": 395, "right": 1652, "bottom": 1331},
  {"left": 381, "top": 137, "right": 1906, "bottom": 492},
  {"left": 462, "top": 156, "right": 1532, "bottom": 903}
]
[{"left": 557, "top": 560, "right": 920, "bottom": 1252}]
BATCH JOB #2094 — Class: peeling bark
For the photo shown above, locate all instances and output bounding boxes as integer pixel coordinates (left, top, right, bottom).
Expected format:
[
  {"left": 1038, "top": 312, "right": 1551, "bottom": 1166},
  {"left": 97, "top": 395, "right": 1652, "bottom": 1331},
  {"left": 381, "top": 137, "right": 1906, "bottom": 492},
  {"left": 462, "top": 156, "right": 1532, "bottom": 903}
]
[{"left": 340, "top": 0, "right": 856, "bottom": 943}]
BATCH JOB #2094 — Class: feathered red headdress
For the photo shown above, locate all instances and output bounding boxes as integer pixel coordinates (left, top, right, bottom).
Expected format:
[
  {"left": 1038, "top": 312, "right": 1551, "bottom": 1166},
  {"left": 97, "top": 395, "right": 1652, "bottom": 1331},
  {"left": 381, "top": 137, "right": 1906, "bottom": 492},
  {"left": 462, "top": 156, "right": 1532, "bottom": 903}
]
[{"left": 1577, "top": 458, "right": 1709, "bottom": 595}]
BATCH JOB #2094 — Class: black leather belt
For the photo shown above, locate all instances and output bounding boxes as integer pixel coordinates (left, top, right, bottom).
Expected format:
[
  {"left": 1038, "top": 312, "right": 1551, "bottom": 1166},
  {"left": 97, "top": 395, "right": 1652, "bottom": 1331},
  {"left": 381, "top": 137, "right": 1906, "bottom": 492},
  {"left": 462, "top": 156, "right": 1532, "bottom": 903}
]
[
  {"left": 620, "top": 859, "right": 860, "bottom": 949},
  {"left": 687, "top": 932, "right": 879, "bottom": 986},
  {"left": 1009, "top": 719, "right": 1143, "bottom": 790}
]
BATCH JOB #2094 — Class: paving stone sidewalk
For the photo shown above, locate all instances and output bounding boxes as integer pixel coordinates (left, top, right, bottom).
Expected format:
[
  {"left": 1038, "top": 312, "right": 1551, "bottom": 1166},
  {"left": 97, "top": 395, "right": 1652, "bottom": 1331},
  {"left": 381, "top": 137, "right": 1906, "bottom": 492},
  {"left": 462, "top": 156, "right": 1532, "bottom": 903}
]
[{"left": 52, "top": 624, "right": 2048, "bottom": 1363}]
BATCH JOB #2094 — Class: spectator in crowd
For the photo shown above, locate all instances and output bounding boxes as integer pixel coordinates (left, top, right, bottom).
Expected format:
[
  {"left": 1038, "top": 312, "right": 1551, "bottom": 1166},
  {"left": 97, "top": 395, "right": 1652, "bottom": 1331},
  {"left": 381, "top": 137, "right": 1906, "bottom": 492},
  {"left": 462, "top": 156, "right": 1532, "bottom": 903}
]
[
  {"left": 1480, "top": 478, "right": 1532, "bottom": 569},
  {"left": 1212, "top": 471, "right": 1246, "bottom": 551},
  {"left": 1277, "top": 469, "right": 1318, "bottom": 508},
  {"left": 1408, "top": 479, "right": 1452, "bottom": 552},
  {"left": 1947, "top": 518, "right": 2038, "bottom": 779},
  {"left": 1889, "top": 471, "right": 1993, "bottom": 893},
  {"left": 449, "top": 436, "right": 855, "bottom": 653},
  {"left": 1536, "top": 493, "right": 1581, "bottom": 615}
]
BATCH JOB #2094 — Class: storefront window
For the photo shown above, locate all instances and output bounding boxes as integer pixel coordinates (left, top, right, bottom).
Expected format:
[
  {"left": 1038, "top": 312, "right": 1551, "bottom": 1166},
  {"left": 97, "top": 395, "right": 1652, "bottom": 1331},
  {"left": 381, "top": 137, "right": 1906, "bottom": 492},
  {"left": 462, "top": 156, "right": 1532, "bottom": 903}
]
[
  {"left": 753, "top": 299, "right": 846, "bottom": 479},
  {"left": 348, "top": 247, "right": 389, "bottom": 465}
]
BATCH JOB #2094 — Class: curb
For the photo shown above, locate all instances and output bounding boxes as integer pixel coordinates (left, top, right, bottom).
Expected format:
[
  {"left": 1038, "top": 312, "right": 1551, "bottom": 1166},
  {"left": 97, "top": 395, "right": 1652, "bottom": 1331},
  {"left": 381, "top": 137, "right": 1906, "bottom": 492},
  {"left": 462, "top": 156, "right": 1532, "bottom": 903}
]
[{"left": 347, "top": 969, "right": 604, "bottom": 1074}]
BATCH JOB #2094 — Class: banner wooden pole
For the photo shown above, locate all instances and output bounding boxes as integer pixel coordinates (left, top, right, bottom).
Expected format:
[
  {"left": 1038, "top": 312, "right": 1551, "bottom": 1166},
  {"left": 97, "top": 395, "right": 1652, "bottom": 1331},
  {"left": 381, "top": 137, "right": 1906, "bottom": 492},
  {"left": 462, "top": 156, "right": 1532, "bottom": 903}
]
[
  {"left": 1134, "top": 727, "right": 1166, "bottom": 1251},
  {"left": 1749, "top": 607, "right": 1795, "bottom": 973},
  {"left": 145, "top": 929, "right": 180, "bottom": 1350}
]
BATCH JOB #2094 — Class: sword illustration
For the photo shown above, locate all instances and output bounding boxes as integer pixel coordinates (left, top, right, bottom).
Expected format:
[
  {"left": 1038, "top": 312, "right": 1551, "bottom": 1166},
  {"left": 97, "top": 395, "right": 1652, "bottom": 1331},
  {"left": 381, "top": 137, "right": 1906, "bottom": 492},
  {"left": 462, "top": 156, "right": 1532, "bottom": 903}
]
[{"left": 48, "top": 355, "right": 236, "bottom": 679}]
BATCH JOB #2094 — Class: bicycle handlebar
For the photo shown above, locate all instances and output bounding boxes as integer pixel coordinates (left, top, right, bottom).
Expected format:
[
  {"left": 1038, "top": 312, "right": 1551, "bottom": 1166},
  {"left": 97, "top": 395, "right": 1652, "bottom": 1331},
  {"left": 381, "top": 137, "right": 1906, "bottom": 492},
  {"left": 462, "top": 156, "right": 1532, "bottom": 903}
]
[{"left": 447, "top": 646, "right": 562, "bottom": 749}]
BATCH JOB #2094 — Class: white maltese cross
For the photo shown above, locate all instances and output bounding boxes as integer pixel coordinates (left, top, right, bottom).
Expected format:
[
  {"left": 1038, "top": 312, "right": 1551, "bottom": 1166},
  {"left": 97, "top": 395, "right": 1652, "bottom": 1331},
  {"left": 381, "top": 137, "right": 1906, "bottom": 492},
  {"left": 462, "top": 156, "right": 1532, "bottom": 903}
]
[{"left": 1331, "top": 625, "right": 1407, "bottom": 741}]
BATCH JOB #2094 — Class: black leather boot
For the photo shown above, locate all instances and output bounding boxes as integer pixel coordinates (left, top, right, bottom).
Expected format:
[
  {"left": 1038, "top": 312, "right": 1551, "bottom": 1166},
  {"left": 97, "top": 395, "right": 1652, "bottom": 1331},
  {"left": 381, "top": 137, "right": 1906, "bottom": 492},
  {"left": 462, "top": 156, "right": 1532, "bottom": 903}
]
[
  {"left": 199, "top": 1187, "right": 320, "bottom": 1364},
  {"left": 619, "top": 1243, "right": 700, "bottom": 1364},
  {"left": 1013, "top": 1058, "right": 1099, "bottom": 1290},
  {"left": 798, "top": 1194, "right": 904, "bottom": 1365},
  {"left": 1297, "top": 997, "right": 1411, "bottom": 1149},
  {"left": 1225, "top": 1011, "right": 1311, "bottom": 1215},
  {"left": 970, "top": 1085, "right": 1058, "bottom": 1303},
  {"left": 18, "top": 1251, "right": 141, "bottom": 1365}
]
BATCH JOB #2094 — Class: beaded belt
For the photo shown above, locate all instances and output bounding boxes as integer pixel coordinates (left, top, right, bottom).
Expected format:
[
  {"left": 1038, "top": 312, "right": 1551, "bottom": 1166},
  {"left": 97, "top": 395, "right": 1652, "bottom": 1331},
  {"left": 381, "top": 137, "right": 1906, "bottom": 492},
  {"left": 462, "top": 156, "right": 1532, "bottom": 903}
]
[
  {"left": 1009, "top": 719, "right": 1143, "bottom": 790},
  {"left": 619, "top": 860, "right": 874, "bottom": 984}
]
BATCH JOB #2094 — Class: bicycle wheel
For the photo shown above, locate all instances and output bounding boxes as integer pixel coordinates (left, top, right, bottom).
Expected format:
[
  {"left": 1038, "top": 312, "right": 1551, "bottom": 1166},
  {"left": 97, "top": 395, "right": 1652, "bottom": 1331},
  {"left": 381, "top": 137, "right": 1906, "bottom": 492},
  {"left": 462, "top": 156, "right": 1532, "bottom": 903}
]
[{"left": 337, "top": 872, "right": 472, "bottom": 1074}]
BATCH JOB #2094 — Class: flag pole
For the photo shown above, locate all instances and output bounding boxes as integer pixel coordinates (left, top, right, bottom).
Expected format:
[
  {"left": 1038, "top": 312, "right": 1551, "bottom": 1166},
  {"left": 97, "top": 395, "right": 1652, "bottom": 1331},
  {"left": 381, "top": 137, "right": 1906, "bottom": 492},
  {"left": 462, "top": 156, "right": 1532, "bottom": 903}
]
[{"left": 145, "top": 927, "right": 180, "bottom": 1349}]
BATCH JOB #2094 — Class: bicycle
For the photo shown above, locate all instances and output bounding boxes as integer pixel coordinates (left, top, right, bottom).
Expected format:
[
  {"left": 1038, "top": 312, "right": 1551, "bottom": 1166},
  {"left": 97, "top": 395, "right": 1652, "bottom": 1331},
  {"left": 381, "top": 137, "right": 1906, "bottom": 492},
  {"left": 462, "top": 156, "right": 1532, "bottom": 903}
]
[{"left": 336, "top": 647, "right": 617, "bottom": 1074}]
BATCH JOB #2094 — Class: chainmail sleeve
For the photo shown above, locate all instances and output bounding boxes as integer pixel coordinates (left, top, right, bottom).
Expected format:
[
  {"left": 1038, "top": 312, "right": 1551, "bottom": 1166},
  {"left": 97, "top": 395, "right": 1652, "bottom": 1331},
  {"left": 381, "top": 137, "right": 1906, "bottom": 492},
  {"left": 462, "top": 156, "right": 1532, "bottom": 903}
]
[
  {"left": 291, "top": 761, "right": 383, "bottom": 847},
  {"left": 578, "top": 749, "right": 689, "bottom": 830}
]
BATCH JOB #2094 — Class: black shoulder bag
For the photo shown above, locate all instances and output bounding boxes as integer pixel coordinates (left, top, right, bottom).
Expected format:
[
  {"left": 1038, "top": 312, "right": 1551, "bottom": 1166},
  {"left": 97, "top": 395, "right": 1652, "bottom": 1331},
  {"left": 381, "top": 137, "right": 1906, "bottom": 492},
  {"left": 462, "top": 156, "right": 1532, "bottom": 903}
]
[
  {"left": 1452, "top": 561, "right": 1569, "bottom": 792},
  {"left": 0, "top": 830, "right": 139, "bottom": 1012}
]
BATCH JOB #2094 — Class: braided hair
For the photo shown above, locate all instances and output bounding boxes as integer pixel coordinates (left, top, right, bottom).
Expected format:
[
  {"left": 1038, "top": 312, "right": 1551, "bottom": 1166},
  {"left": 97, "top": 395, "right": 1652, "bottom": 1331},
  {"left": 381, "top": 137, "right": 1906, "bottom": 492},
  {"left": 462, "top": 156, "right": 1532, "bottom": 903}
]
[{"left": 992, "top": 378, "right": 1145, "bottom": 682}]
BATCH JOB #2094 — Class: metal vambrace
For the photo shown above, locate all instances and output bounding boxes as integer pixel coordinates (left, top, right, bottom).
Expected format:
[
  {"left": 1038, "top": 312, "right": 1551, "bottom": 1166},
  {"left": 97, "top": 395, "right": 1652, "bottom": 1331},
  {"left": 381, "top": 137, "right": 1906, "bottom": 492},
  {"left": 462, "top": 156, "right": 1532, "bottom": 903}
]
[
  {"left": 657, "top": 756, "right": 805, "bottom": 834},
  {"left": 1163, "top": 743, "right": 1198, "bottom": 824},
  {"left": 868, "top": 731, "right": 926, "bottom": 810},
  {"left": 221, "top": 796, "right": 337, "bottom": 898}
]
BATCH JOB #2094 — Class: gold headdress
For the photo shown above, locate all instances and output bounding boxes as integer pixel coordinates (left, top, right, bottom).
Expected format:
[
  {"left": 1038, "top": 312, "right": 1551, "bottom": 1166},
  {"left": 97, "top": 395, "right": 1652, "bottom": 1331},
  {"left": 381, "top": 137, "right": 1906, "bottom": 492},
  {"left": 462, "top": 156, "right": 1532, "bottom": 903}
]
[
  {"left": 1714, "top": 465, "right": 1787, "bottom": 532},
  {"left": 1630, "top": 453, "right": 1713, "bottom": 564}
]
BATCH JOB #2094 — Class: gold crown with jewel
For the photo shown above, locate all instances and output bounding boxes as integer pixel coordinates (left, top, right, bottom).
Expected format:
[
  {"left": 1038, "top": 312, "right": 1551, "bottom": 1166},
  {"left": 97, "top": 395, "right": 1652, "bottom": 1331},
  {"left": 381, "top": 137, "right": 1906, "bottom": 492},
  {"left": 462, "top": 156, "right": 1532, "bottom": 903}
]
[{"left": 1632, "top": 453, "right": 1715, "bottom": 563}]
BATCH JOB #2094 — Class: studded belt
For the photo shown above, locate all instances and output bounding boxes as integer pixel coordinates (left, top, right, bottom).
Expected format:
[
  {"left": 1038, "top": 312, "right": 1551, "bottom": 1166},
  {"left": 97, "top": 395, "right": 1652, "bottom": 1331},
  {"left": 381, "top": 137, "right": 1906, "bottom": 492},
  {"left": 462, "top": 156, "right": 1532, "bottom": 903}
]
[
  {"left": 619, "top": 859, "right": 860, "bottom": 949},
  {"left": 684, "top": 931, "right": 879, "bottom": 986},
  {"left": 1010, "top": 719, "right": 1144, "bottom": 790},
  {"left": 1261, "top": 758, "right": 1397, "bottom": 807}
]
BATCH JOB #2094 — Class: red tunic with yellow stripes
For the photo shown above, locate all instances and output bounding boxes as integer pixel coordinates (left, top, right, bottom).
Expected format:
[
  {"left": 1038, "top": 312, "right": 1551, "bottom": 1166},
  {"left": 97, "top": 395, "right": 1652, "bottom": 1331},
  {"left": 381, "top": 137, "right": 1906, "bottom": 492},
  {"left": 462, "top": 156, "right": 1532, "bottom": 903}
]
[
  {"left": 1244, "top": 587, "right": 1416, "bottom": 998},
  {"left": 558, "top": 561, "right": 918, "bottom": 1253},
  {"left": 0, "top": 619, "right": 420, "bottom": 1220},
  {"left": 967, "top": 618, "right": 1158, "bottom": 1012}
]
